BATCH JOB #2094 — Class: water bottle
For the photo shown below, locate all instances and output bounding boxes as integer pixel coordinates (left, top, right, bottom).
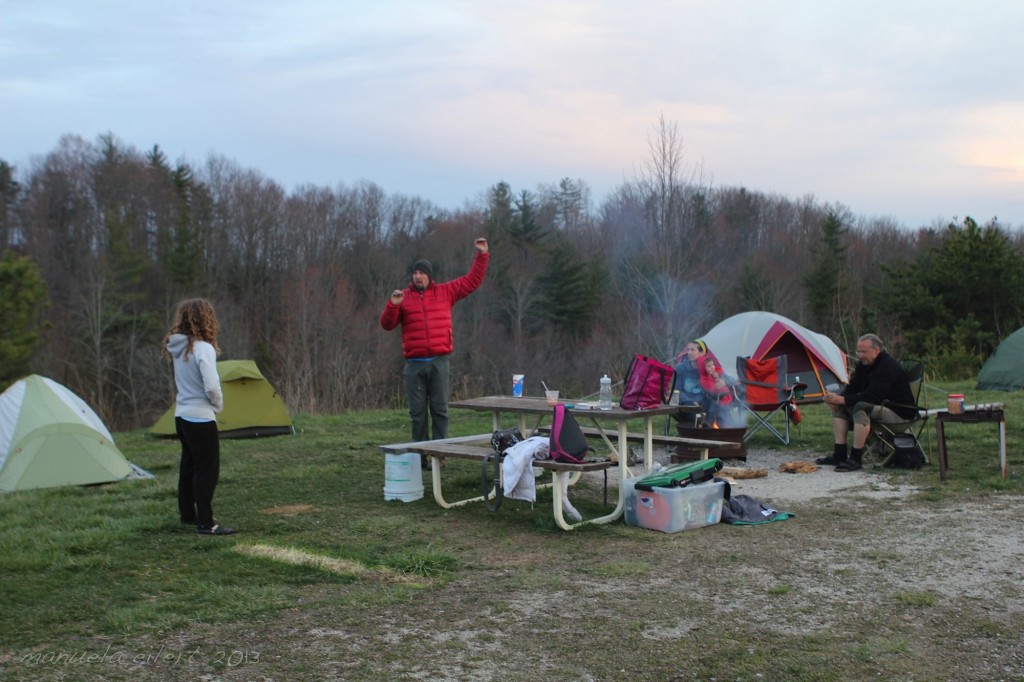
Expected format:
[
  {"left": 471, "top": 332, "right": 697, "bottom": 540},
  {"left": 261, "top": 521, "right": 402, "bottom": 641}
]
[
  {"left": 794, "top": 375, "right": 804, "bottom": 400},
  {"left": 599, "top": 374, "right": 613, "bottom": 410}
]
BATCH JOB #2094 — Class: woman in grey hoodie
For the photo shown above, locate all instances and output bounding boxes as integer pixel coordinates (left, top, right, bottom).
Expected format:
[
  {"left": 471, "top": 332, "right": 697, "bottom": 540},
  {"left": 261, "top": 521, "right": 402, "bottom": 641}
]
[{"left": 162, "top": 299, "right": 235, "bottom": 535}]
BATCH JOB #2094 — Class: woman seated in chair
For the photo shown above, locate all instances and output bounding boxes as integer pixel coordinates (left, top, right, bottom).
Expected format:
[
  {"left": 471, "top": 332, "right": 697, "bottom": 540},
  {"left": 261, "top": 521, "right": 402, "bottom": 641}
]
[
  {"left": 674, "top": 339, "right": 734, "bottom": 427},
  {"left": 673, "top": 339, "right": 709, "bottom": 426}
]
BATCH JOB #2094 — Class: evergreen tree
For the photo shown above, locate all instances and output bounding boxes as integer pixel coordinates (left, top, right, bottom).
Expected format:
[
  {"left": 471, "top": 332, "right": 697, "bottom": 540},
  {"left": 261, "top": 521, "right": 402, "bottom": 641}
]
[
  {"left": 484, "top": 183, "right": 546, "bottom": 343},
  {"left": 802, "top": 210, "right": 848, "bottom": 337},
  {"left": 167, "top": 163, "right": 204, "bottom": 294},
  {"left": 0, "top": 161, "right": 19, "bottom": 250},
  {"left": 879, "top": 216, "right": 1024, "bottom": 372},
  {"left": 537, "top": 235, "right": 602, "bottom": 336},
  {"left": 733, "top": 262, "right": 776, "bottom": 312},
  {"left": 555, "top": 177, "right": 585, "bottom": 232},
  {"left": 485, "top": 181, "right": 515, "bottom": 239},
  {"left": 0, "top": 252, "right": 50, "bottom": 388},
  {"left": 931, "top": 217, "right": 1024, "bottom": 340}
]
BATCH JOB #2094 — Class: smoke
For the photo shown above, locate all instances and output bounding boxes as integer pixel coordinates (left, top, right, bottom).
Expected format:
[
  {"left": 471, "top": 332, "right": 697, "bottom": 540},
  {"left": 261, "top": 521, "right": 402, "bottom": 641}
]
[{"left": 622, "top": 269, "right": 718, "bottom": 362}]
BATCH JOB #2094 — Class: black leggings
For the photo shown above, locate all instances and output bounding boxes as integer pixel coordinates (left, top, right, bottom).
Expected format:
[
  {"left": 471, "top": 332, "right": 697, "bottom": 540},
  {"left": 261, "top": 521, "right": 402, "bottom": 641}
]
[{"left": 175, "top": 417, "right": 220, "bottom": 528}]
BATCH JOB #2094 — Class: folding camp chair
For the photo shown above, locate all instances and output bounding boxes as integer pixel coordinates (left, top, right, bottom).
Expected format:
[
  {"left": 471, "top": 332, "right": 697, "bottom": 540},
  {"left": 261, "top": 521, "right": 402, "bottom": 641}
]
[
  {"left": 733, "top": 356, "right": 801, "bottom": 445},
  {"left": 865, "top": 359, "right": 930, "bottom": 467}
]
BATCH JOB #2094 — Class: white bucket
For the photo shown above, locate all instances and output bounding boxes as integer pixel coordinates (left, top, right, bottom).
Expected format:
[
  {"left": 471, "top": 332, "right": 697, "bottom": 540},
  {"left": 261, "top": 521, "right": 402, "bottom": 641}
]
[{"left": 383, "top": 452, "right": 424, "bottom": 502}]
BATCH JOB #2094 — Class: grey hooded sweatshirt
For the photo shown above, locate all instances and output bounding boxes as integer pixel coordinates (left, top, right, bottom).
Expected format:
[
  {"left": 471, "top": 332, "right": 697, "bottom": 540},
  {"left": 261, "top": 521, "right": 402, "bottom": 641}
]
[{"left": 166, "top": 333, "right": 224, "bottom": 421}]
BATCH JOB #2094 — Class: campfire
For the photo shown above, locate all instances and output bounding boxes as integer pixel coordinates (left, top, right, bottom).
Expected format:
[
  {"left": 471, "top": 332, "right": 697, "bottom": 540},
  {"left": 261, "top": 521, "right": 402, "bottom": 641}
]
[{"left": 673, "top": 412, "right": 747, "bottom": 461}]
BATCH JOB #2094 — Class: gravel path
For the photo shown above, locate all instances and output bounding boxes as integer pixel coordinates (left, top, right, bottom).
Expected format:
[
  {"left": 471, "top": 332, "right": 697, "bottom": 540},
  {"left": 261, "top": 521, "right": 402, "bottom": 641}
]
[
  {"left": 613, "top": 446, "right": 921, "bottom": 506},
  {"left": 712, "top": 448, "right": 920, "bottom": 504}
]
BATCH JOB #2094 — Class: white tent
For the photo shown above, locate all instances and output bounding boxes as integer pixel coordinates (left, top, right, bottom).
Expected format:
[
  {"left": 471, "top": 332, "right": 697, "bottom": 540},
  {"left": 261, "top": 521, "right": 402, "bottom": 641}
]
[
  {"left": 0, "top": 375, "right": 152, "bottom": 492},
  {"left": 700, "top": 311, "right": 849, "bottom": 400}
]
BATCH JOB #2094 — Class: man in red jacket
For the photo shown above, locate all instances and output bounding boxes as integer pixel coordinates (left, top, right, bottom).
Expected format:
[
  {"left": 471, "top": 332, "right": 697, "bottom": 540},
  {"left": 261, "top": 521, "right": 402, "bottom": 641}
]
[{"left": 381, "top": 237, "right": 489, "bottom": 446}]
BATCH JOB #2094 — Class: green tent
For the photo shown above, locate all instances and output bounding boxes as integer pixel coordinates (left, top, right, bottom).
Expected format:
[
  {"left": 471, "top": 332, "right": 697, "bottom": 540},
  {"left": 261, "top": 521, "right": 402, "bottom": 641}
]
[
  {"left": 976, "top": 327, "right": 1024, "bottom": 391},
  {"left": 0, "top": 375, "right": 152, "bottom": 493},
  {"left": 150, "top": 360, "right": 294, "bottom": 438}
]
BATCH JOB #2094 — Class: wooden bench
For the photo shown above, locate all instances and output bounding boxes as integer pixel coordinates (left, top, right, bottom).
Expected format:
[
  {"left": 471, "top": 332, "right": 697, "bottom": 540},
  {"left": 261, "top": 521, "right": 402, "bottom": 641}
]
[{"left": 380, "top": 435, "right": 616, "bottom": 530}]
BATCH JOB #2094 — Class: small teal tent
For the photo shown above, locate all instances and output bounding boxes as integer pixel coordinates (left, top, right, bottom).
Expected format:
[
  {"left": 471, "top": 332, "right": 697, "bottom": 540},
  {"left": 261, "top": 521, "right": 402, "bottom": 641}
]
[{"left": 976, "top": 327, "right": 1024, "bottom": 391}]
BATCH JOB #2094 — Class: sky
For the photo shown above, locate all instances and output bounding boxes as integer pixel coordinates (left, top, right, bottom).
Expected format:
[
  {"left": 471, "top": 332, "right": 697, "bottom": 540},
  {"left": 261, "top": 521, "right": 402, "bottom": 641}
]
[{"left": 2, "top": 0, "right": 1023, "bottom": 229}]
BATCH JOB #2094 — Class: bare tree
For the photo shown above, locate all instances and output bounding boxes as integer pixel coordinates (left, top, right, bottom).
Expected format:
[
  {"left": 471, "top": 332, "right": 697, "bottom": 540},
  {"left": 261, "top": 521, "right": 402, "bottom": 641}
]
[
  {"left": 619, "top": 115, "right": 715, "bottom": 360},
  {"left": 9, "top": 125, "right": 985, "bottom": 425}
]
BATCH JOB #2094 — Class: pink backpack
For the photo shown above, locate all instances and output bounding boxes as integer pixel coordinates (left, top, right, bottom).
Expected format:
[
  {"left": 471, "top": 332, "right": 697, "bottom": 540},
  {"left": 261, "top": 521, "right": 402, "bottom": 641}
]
[
  {"left": 619, "top": 355, "right": 675, "bottom": 410},
  {"left": 549, "top": 404, "right": 594, "bottom": 464}
]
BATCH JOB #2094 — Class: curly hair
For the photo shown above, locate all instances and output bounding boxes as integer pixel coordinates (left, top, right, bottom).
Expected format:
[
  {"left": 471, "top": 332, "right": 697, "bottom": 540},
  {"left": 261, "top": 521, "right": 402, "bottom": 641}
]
[{"left": 162, "top": 298, "right": 221, "bottom": 360}]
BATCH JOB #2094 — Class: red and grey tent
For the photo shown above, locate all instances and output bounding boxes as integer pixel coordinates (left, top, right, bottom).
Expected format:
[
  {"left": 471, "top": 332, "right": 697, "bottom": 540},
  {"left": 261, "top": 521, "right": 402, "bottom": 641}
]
[{"left": 700, "top": 311, "right": 849, "bottom": 401}]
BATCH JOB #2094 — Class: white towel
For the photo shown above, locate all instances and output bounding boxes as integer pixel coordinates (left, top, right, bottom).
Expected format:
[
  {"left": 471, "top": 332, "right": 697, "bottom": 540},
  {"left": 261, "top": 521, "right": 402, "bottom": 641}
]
[{"left": 501, "top": 436, "right": 549, "bottom": 502}]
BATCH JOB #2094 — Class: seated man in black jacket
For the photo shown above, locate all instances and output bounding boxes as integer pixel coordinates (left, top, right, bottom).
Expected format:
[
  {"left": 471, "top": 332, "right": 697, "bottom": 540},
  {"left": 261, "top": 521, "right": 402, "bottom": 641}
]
[{"left": 818, "top": 334, "right": 916, "bottom": 472}]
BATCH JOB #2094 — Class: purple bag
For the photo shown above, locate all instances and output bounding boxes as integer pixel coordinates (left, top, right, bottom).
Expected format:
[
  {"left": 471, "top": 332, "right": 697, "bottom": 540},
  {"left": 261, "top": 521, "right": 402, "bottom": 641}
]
[{"left": 619, "top": 355, "right": 675, "bottom": 410}]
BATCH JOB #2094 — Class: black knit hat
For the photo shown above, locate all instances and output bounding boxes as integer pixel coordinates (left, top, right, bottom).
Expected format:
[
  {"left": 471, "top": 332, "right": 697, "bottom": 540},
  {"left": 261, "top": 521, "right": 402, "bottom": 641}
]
[{"left": 411, "top": 259, "right": 433, "bottom": 281}]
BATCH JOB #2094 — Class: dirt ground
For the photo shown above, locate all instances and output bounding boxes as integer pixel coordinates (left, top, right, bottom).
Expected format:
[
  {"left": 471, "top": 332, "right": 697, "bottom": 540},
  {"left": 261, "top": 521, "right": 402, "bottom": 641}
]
[
  {"left": 12, "top": 446, "right": 1022, "bottom": 681},
  {"left": 623, "top": 445, "right": 1024, "bottom": 582},
  {"left": 331, "top": 450, "right": 1024, "bottom": 680}
]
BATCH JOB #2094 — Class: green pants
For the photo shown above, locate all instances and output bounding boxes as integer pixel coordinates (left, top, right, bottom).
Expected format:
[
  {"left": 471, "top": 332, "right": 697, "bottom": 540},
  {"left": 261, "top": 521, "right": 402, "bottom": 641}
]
[{"left": 404, "top": 356, "right": 450, "bottom": 441}]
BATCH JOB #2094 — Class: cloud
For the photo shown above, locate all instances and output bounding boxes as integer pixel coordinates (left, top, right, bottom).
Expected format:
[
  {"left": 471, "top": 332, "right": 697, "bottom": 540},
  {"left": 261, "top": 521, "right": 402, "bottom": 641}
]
[
  {"left": 2, "top": 0, "right": 1024, "bottom": 225},
  {"left": 956, "top": 104, "right": 1024, "bottom": 184}
]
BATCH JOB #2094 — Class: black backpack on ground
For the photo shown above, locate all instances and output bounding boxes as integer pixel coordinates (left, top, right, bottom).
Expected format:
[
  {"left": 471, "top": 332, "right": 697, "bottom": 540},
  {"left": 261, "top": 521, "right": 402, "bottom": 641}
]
[{"left": 886, "top": 433, "right": 925, "bottom": 469}]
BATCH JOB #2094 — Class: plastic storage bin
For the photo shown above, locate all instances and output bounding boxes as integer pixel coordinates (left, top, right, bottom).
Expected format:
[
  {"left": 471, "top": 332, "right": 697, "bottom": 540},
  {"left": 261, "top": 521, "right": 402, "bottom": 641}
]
[{"left": 623, "top": 478, "right": 725, "bottom": 533}]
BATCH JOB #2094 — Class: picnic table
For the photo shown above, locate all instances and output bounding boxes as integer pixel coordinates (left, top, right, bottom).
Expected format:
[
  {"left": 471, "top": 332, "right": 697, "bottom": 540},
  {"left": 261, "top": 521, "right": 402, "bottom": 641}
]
[{"left": 380, "top": 396, "right": 737, "bottom": 530}]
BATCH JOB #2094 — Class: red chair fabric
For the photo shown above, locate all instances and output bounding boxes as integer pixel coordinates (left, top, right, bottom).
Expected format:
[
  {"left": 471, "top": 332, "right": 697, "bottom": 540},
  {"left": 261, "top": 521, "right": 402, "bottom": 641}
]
[
  {"left": 742, "top": 358, "right": 786, "bottom": 408},
  {"left": 735, "top": 356, "right": 797, "bottom": 445}
]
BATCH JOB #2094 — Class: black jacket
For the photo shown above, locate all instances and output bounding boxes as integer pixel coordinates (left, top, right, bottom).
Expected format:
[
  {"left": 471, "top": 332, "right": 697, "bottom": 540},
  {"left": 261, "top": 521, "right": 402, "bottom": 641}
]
[{"left": 841, "top": 350, "right": 917, "bottom": 418}]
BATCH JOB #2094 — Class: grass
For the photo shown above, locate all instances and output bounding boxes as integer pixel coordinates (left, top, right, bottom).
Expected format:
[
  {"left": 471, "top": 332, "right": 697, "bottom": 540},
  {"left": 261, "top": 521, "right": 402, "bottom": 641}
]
[
  {"left": 896, "top": 591, "right": 938, "bottom": 607},
  {"left": 0, "top": 381, "right": 1021, "bottom": 680}
]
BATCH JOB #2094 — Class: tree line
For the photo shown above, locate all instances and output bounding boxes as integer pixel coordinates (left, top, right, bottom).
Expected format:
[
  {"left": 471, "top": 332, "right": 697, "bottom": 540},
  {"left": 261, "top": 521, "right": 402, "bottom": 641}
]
[{"left": 2, "top": 120, "right": 1023, "bottom": 430}]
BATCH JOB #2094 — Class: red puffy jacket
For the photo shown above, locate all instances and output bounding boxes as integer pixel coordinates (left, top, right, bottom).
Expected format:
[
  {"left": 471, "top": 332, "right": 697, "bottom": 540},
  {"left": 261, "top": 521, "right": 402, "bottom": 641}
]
[{"left": 380, "top": 251, "right": 489, "bottom": 358}]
